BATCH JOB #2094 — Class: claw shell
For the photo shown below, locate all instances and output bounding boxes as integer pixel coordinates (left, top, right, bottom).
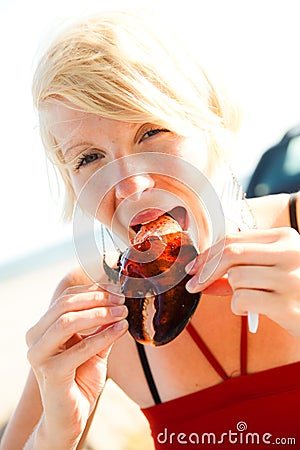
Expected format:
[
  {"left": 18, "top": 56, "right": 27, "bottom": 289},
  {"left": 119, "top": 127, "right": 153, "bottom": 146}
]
[{"left": 120, "top": 215, "right": 201, "bottom": 346}]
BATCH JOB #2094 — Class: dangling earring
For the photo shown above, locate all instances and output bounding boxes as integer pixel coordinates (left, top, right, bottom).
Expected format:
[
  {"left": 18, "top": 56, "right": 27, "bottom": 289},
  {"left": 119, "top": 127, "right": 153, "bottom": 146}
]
[
  {"left": 101, "top": 224, "right": 122, "bottom": 284},
  {"left": 220, "top": 165, "right": 257, "bottom": 231}
]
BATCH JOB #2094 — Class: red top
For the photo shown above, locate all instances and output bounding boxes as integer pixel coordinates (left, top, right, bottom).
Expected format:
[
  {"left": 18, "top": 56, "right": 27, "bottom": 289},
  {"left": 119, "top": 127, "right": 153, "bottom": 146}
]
[{"left": 140, "top": 319, "right": 300, "bottom": 449}]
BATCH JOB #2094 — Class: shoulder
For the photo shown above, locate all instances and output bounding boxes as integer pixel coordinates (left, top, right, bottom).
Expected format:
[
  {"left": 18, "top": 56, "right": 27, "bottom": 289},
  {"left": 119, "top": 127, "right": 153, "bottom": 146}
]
[{"left": 246, "top": 193, "right": 290, "bottom": 229}]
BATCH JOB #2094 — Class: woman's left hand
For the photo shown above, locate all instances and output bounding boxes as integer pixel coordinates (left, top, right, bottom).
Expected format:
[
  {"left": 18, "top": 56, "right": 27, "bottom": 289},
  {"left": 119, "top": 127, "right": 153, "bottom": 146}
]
[{"left": 185, "top": 227, "right": 300, "bottom": 338}]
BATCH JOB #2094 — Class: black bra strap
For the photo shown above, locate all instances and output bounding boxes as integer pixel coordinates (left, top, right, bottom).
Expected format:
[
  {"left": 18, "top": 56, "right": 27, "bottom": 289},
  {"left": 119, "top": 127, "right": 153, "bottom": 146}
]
[
  {"left": 289, "top": 193, "right": 299, "bottom": 233},
  {"left": 136, "top": 342, "right": 162, "bottom": 405}
]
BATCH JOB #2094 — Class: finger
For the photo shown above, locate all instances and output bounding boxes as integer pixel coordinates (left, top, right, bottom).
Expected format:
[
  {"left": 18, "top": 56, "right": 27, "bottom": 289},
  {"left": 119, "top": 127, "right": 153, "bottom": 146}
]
[
  {"left": 59, "top": 282, "right": 100, "bottom": 295},
  {"left": 186, "top": 242, "right": 276, "bottom": 293},
  {"left": 26, "top": 287, "right": 124, "bottom": 347},
  {"left": 226, "top": 228, "right": 282, "bottom": 244},
  {"left": 61, "top": 282, "right": 123, "bottom": 297},
  {"left": 231, "top": 289, "right": 278, "bottom": 316},
  {"left": 227, "top": 265, "right": 283, "bottom": 291},
  {"left": 185, "top": 231, "right": 278, "bottom": 279},
  {"left": 186, "top": 249, "right": 227, "bottom": 292},
  {"left": 185, "top": 229, "right": 281, "bottom": 275},
  {"left": 198, "top": 264, "right": 284, "bottom": 296},
  {"left": 185, "top": 238, "right": 225, "bottom": 275},
  {"left": 30, "top": 305, "right": 128, "bottom": 360},
  {"left": 186, "top": 227, "right": 296, "bottom": 277},
  {"left": 41, "top": 320, "right": 128, "bottom": 383},
  {"left": 228, "top": 227, "right": 300, "bottom": 245}
]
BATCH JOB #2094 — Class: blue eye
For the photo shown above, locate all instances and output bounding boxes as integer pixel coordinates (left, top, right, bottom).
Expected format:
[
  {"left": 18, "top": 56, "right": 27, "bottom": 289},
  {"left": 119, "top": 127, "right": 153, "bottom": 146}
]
[{"left": 74, "top": 152, "right": 104, "bottom": 170}]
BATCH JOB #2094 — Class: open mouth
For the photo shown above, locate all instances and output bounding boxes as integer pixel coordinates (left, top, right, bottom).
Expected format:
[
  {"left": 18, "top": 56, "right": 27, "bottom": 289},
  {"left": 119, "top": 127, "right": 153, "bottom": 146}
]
[{"left": 130, "top": 206, "right": 189, "bottom": 234}]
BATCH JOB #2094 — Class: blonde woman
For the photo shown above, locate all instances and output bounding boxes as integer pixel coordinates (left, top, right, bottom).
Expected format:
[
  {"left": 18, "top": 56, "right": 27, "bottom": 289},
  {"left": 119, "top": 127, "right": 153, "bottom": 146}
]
[{"left": 1, "top": 10, "right": 300, "bottom": 450}]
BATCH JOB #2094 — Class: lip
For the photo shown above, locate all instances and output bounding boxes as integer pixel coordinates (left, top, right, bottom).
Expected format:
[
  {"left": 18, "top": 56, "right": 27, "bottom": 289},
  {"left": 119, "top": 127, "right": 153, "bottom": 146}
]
[
  {"left": 130, "top": 209, "right": 166, "bottom": 227},
  {"left": 129, "top": 206, "right": 189, "bottom": 232}
]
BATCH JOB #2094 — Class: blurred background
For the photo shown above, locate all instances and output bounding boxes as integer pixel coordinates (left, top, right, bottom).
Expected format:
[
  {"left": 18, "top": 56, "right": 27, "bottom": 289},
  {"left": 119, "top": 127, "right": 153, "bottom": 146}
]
[{"left": 1, "top": 0, "right": 300, "bottom": 448}]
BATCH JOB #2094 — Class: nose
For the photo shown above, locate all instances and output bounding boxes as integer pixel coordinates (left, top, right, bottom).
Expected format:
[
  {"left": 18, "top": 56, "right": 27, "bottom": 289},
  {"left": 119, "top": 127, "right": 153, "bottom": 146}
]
[{"left": 115, "top": 174, "right": 155, "bottom": 201}]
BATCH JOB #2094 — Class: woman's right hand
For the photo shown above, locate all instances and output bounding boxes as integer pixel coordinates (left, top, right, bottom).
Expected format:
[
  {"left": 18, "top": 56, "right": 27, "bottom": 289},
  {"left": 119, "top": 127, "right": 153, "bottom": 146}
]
[{"left": 25, "top": 283, "right": 128, "bottom": 450}]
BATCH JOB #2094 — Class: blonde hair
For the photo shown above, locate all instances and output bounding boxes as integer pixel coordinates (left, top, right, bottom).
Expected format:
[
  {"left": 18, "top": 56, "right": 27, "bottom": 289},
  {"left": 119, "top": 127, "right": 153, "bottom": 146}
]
[{"left": 32, "top": 9, "right": 240, "bottom": 220}]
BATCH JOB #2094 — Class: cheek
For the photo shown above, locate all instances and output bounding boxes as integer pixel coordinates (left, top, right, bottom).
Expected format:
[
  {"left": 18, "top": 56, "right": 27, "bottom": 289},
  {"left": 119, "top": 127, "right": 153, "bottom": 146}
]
[
  {"left": 95, "top": 191, "right": 115, "bottom": 226},
  {"left": 68, "top": 173, "right": 82, "bottom": 197},
  {"left": 186, "top": 196, "right": 213, "bottom": 252},
  {"left": 68, "top": 171, "right": 115, "bottom": 222},
  {"left": 177, "top": 135, "right": 209, "bottom": 174},
  {"left": 68, "top": 173, "right": 87, "bottom": 209}
]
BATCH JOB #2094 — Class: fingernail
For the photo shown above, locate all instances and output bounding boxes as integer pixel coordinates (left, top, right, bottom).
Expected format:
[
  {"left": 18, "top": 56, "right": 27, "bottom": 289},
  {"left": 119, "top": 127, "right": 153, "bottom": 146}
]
[
  {"left": 111, "top": 294, "right": 125, "bottom": 304},
  {"left": 114, "top": 319, "right": 128, "bottom": 331},
  {"left": 111, "top": 305, "right": 127, "bottom": 317},
  {"left": 185, "top": 260, "right": 195, "bottom": 273},
  {"left": 186, "top": 277, "right": 197, "bottom": 292}
]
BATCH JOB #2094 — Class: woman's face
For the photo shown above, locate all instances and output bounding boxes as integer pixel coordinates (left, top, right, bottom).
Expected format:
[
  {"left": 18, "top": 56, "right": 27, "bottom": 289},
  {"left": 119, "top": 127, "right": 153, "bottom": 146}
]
[{"left": 47, "top": 100, "right": 213, "bottom": 249}]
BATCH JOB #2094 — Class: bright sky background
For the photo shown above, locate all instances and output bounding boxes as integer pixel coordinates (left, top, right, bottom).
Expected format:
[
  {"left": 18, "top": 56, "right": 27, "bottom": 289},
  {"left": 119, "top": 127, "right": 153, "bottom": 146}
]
[{"left": 1, "top": 0, "right": 300, "bottom": 265}]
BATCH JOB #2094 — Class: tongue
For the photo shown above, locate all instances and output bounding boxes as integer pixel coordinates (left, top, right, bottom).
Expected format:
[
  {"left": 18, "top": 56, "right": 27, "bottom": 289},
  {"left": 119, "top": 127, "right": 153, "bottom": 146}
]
[{"left": 134, "top": 214, "right": 182, "bottom": 244}]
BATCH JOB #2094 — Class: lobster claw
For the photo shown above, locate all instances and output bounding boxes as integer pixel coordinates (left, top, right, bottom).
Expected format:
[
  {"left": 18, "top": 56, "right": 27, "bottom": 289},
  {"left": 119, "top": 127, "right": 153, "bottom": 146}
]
[
  {"left": 119, "top": 230, "right": 201, "bottom": 346},
  {"left": 153, "top": 275, "right": 200, "bottom": 346}
]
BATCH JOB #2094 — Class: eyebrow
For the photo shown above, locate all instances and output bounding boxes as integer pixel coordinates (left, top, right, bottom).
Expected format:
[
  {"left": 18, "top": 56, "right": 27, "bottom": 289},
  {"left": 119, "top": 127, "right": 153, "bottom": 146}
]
[{"left": 62, "top": 142, "right": 94, "bottom": 161}]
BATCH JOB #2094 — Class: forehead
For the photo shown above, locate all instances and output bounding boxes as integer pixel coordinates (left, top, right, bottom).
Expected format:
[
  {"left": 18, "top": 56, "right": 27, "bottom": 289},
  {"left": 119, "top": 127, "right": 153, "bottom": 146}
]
[
  {"left": 44, "top": 100, "right": 138, "bottom": 144},
  {"left": 44, "top": 100, "right": 102, "bottom": 140}
]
